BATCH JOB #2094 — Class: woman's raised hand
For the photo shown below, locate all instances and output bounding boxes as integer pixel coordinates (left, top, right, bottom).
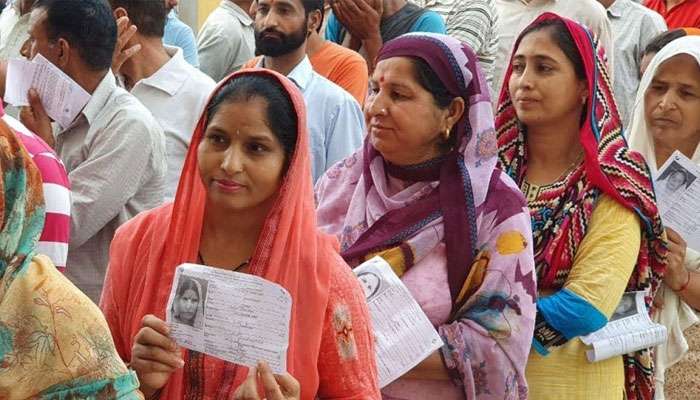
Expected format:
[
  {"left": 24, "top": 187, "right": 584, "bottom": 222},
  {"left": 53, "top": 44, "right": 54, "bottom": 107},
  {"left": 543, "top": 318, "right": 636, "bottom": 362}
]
[
  {"left": 233, "top": 361, "right": 301, "bottom": 400},
  {"left": 130, "top": 314, "right": 184, "bottom": 398}
]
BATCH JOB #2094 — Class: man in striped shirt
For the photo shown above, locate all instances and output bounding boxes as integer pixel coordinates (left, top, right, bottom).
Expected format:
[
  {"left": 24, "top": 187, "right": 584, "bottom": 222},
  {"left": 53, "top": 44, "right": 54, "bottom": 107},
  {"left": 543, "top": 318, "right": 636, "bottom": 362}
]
[
  {"left": 410, "top": 0, "right": 499, "bottom": 95},
  {"left": 0, "top": 103, "right": 70, "bottom": 271}
]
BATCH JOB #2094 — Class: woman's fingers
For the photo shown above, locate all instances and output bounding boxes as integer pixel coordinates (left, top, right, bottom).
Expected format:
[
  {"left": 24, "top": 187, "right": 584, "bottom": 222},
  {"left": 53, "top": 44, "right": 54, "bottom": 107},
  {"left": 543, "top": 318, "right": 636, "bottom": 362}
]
[
  {"left": 141, "top": 315, "right": 173, "bottom": 338},
  {"left": 135, "top": 325, "right": 177, "bottom": 350},
  {"left": 258, "top": 362, "right": 285, "bottom": 399},
  {"left": 132, "top": 338, "right": 184, "bottom": 369},
  {"left": 666, "top": 228, "right": 686, "bottom": 247},
  {"left": 258, "top": 361, "right": 300, "bottom": 399},
  {"left": 233, "top": 367, "right": 260, "bottom": 400},
  {"left": 130, "top": 356, "right": 181, "bottom": 374}
]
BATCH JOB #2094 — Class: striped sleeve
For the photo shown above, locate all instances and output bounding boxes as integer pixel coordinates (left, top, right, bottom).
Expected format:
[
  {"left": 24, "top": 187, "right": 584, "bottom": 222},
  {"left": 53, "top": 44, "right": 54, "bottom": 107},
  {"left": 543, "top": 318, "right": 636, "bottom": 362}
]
[{"left": 8, "top": 117, "right": 71, "bottom": 271}]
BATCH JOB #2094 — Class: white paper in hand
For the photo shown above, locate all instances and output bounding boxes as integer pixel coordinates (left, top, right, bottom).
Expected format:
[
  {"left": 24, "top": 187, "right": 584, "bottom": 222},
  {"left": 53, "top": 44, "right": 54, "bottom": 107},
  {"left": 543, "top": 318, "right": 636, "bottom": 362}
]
[
  {"left": 581, "top": 291, "right": 667, "bottom": 363},
  {"left": 654, "top": 150, "right": 700, "bottom": 251},
  {"left": 166, "top": 263, "right": 292, "bottom": 373},
  {"left": 354, "top": 256, "right": 444, "bottom": 388},
  {"left": 5, "top": 54, "right": 90, "bottom": 129}
]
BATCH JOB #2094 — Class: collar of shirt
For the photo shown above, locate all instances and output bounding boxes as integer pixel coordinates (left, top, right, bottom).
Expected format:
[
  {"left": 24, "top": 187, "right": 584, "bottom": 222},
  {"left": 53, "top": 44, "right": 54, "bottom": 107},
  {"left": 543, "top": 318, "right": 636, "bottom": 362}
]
[
  {"left": 219, "top": 0, "right": 253, "bottom": 26},
  {"left": 132, "top": 46, "right": 189, "bottom": 96},
  {"left": 81, "top": 70, "right": 117, "bottom": 125},
  {"left": 607, "top": 0, "right": 631, "bottom": 19},
  {"left": 257, "top": 55, "right": 314, "bottom": 92}
]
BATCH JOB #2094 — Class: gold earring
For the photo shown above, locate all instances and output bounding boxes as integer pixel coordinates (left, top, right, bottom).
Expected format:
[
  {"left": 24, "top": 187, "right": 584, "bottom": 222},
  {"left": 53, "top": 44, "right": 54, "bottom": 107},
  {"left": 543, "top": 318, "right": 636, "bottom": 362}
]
[{"left": 443, "top": 127, "right": 451, "bottom": 140}]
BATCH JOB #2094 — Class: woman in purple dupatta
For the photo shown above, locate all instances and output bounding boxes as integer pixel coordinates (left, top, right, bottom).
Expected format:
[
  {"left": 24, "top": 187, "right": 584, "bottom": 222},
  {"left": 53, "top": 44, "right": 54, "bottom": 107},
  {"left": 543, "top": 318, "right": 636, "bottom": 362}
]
[{"left": 315, "top": 32, "right": 537, "bottom": 399}]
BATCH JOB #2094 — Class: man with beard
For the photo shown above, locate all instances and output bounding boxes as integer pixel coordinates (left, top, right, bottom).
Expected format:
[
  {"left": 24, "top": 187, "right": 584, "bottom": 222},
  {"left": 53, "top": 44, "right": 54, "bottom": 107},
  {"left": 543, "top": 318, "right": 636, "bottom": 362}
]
[
  {"left": 162, "top": 0, "right": 199, "bottom": 67},
  {"left": 251, "top": 0, "right": 363, "bottom": 181}
]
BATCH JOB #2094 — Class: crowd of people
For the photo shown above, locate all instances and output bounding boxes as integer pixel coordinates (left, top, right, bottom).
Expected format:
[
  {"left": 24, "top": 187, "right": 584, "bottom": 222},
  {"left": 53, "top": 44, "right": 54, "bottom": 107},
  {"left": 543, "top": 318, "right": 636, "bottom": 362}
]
[{"left": 0, "top": 0, "right": 698, "bottom": 398}]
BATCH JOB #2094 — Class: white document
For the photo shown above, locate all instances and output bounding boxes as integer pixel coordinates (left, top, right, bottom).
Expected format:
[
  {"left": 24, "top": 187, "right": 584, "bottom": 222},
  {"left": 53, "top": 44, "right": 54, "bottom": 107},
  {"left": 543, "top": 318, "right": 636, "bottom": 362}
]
[
  {"left": 581, "top": 291, "right": 667, "bottom": 362},
  {"left": 354, "top": 257, "right": 444, "bottom": 388},
  {"left": 654, "top": 151, "right": 700, "bottom": 251},
  {"left": 5, "top": 54, "right": 90, "bottom": 129},
  {"left": 166, "top": 263, "right": 292, "bottom": 373}
]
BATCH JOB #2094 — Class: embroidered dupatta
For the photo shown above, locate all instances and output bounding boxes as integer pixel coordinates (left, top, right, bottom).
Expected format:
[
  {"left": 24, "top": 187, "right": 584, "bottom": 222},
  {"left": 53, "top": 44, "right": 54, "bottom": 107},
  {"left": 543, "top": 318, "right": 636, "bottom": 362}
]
[
  {"left": 0, "top": 114, "right": 140, "bottom": 398},
  {"left": 496, "top": 13, "right": 668, "bottom": 400}
]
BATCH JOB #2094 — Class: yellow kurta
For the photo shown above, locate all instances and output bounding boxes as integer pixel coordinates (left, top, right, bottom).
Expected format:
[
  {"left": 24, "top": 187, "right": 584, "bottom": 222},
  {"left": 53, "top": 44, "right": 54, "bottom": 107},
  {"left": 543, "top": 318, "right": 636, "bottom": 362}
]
[{"left": 526, "top": 195, "right": 642, "bottom": 400}]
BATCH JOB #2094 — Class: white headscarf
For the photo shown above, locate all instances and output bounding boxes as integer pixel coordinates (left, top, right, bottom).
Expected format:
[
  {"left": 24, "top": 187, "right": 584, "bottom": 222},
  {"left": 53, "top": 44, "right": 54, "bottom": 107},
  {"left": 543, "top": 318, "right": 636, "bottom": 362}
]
[
  {"left": 627, "top": 36, "right": 700, "bottom": 400},
  {"left": 628, "top": 36, "right": 700, "bottom": 169}
]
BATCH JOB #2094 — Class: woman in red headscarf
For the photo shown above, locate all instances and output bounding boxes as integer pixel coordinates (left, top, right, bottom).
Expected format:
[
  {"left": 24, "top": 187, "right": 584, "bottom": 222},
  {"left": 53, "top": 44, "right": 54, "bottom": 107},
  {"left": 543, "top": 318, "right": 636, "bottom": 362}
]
[
  {"left": 100, "top": 69, "right": 380, "bottom": 399},
  {"left": 496, "top": 13, "right": 667, "bottom": 400}
]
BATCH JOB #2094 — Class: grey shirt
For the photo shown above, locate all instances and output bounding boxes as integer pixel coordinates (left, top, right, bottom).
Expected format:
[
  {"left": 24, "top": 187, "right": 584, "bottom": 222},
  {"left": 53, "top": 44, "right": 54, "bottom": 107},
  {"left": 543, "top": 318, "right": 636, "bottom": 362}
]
[
  {"left": 196, "top": 0, "right": 255, "bottom": 82},
  {"left": 61, "top": 71, "right": 167, "bottom": 302},
  {"left": 606, "top": 0, "right": 666, "bottom": 126},
  {"left": 411, "top": 0, "right": 499, "bottom": 95}
]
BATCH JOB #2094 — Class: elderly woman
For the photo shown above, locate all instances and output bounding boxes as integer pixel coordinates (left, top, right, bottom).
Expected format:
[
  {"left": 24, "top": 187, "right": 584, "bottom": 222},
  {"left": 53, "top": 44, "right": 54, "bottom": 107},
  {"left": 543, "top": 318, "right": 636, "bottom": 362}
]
[
  {"left": 100, "top": 69, "right": 380, "bottom": 399},
  {"left": 0, "top": 117, "right": 140, "bottom": 398},
  {"left": 315, "top": 33, "right": 537, "bottom": 399},
  {"left": 495, "top": 13, "right": 667, "bottom": 400},
  {"left": 628, "top": 36, "right": 700, "bottom": 400}
]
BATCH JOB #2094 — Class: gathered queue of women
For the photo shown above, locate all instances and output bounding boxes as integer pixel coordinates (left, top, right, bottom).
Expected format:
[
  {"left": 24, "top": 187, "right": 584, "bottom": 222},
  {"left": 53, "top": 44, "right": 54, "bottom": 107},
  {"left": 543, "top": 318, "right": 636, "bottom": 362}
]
[{"left": 2, "top": 10, "right": 700, "bottom": 400}]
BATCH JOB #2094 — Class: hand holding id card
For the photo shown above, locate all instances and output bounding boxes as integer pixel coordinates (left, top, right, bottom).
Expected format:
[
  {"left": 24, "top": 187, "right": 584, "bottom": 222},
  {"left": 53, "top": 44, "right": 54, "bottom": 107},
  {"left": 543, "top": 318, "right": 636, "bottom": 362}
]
[{"left": 166, "top": 263, "right": 292, "bottom": 373}]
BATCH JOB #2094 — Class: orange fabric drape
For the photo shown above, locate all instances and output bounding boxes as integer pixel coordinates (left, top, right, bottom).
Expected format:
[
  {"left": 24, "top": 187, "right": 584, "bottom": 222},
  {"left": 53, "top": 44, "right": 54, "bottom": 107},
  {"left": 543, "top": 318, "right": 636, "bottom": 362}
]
[{"left": 101, "top": 69, "right": 343, "bottom": 399}]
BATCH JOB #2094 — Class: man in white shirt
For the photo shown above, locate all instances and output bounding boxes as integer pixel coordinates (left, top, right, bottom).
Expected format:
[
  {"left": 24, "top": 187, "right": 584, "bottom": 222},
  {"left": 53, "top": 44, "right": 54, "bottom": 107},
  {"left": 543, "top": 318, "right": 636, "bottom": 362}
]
[
  {"left": 20, "top": 0, "right": 166, "bottom": 301},
  {"left": 197, "top": 0, "right": 255, "bottom": 81},
  {"left": 252, "top": 0, "right": 364, "bottom": 181},
  {"left": 109, "top": 0, "right": 216, "bottom": 200},
  {"left": 597, "top": 0, "right": 666, "bottom": 125},
  {"left": 494, "top": 0, "right": 614, "bottom": 94}
]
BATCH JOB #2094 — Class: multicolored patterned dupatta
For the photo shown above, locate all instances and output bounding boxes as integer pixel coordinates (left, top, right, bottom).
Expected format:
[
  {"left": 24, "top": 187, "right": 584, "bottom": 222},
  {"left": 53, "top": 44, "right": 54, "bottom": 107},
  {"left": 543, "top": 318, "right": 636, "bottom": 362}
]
[{"left": 495, "top": 13, "right": 668, "bottom": 400}]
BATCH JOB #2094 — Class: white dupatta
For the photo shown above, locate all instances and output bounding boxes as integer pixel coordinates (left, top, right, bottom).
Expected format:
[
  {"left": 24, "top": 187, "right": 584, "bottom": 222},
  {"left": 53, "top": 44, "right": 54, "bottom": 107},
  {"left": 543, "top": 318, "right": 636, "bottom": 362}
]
[{"left": 627, "top": 36, "right": 700, "bottom": 400}]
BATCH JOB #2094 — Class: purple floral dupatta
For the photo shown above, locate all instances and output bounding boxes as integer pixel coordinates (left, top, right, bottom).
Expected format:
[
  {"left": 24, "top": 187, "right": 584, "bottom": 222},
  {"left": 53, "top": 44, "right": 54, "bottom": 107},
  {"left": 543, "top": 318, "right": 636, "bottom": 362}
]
[{"left": 315, "top": 33, "right": 500, "bottom": 316}]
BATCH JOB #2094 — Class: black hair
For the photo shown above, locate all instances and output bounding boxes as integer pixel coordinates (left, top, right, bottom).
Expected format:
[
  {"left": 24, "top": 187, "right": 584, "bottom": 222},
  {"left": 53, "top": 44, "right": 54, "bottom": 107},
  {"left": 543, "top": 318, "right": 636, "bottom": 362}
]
[
  {"left": 642, "top": 29, "right": 687, "bottom": 59},
  {"left": 409, "top": 57, "right": 459, "bottom": 150},
  {"left": 206, "top": 74, "right": 298, "bottom": 160},
  {"left": 34, "top": 0, "right": 116, "bottom": 71},
  {"left": 108, "top": 0, "right": 167, "bottom": 38},
  {"left": 519, "top": 18, "right": 587, "bottom": 81},
  {"left": 301, "top": 0, "right": 324, "bottom": 33},
  {"left": 177, "top": 277, "right": 200, "bottom": 299}
]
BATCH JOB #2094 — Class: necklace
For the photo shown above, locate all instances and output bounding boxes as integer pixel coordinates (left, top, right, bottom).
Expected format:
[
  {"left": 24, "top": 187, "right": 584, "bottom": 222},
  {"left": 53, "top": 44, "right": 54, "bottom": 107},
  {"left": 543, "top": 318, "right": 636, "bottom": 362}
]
[{"left": 197, "top": 252, "right": 250, "bottom": 272}]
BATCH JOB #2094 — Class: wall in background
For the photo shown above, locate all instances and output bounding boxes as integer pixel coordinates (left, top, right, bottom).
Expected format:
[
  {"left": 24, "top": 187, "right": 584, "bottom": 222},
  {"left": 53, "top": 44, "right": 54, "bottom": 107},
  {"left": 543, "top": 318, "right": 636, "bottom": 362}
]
[{"left": 177, "top": 0, "right": 219, "bottom": 32}]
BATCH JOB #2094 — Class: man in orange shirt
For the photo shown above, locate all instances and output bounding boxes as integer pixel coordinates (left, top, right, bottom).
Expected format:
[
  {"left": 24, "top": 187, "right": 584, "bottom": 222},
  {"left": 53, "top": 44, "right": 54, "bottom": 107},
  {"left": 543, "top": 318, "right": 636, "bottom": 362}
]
[
  {"left": 645, "top": 0, "right": 700, "bottom": 28},
  {"left": 247, "top": 0, "right": 368, "bottom": 105}
]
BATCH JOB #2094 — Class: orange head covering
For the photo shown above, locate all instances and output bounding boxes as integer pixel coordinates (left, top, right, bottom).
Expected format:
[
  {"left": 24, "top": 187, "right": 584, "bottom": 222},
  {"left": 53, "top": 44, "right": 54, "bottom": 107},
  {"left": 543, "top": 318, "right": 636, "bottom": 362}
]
[
  {"left": 101, "top": 68, "right": 338, "bottom": 399},
  {"left": 682, "top": 27, "right": 700, "bottom": 35}
]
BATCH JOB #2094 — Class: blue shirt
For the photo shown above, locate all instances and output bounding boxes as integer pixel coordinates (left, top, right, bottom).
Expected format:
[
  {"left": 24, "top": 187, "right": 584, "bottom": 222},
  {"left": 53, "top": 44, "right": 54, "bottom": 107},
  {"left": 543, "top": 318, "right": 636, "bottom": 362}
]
[
  {"left": 163, "top": 11, "right": 199, "bottom": 68},
  {"left": 325, "top": 9, "right": 446, "bottom": 44},
  {"left": 256, "top": 56, "right": 365, "bottom": 181}
]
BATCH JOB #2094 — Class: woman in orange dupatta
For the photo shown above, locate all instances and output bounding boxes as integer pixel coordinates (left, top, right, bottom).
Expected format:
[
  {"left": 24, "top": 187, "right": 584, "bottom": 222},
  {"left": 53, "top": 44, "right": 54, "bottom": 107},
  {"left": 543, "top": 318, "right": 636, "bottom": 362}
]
[{"left": 100, "top": 69, "right": 380, "bottom": 399}]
